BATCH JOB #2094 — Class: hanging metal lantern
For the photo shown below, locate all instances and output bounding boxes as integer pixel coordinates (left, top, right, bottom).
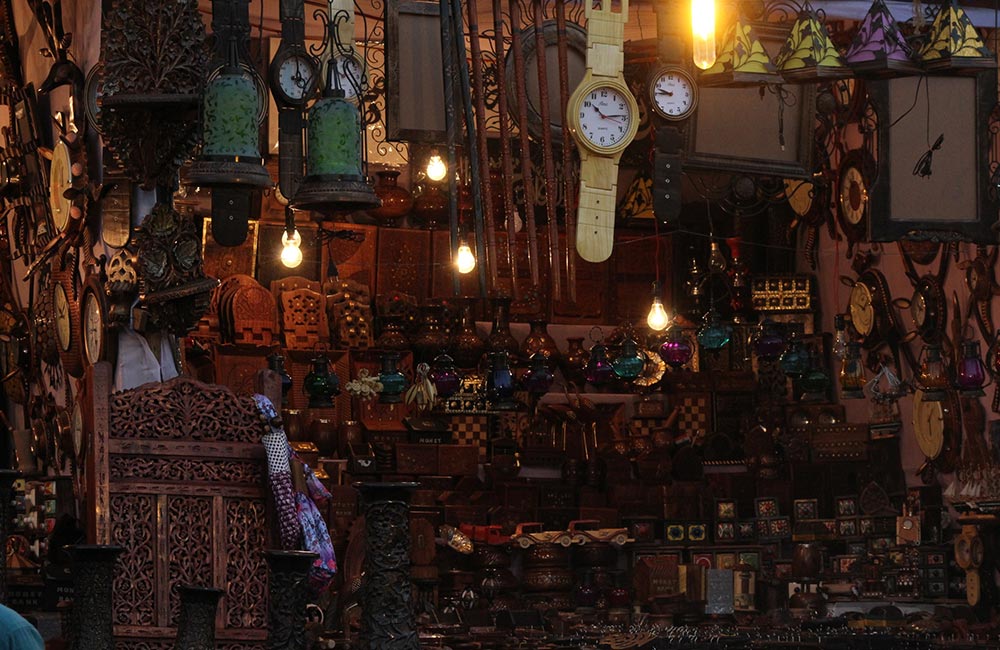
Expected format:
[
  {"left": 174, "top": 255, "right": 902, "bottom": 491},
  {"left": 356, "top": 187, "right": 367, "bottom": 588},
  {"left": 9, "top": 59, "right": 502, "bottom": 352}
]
[
  {"left": 291, "top": 51, "right": 378, "bottom": 214},
  {"left": 918, "top": 0, "right": 995, "bottom": 73},
  {"left": 844, "top": 0, "right": 919, "bottom": 77},
  {"left": 773, "top": 1, "right": 851, "bottom": 82},
  {"left": 187, "top": 35, "right": 271, "bottom": 245}
]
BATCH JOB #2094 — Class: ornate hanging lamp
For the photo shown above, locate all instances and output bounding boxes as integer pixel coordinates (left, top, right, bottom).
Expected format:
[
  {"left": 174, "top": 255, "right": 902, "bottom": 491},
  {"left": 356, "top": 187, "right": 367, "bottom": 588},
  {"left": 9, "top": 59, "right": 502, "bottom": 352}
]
[
  {"left": 291, "top": 5, "right": 379, "bottom": 216},
  {"left": 844, "top": 0, "right": 919, "bottom": 77},
  {"left": 918, "top": 0, "right": 995, "bottom": 73},
  {"left": 187, "top": 28, "right": 272, "bottom": 246},
  {"left": 774, "top": 1, "right": 851, "bottom": 82},
  {"left": 699, "top": 10, "right": 783, "bottom": 86}
]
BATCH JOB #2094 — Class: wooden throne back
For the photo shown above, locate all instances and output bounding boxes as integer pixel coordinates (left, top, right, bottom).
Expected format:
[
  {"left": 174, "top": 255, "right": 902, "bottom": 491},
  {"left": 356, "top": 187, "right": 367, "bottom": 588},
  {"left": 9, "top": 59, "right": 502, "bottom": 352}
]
[{"left": 87, "top": 362, "right": 271, "bottom": 649}]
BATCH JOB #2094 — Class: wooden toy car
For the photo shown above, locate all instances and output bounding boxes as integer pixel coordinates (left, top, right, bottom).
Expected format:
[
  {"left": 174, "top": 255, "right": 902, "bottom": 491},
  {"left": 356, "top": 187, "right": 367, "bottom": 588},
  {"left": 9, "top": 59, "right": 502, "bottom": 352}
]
[
  {"left": 510, "top": 522, "right": 563, "bottom": 548},
  {"left": 554, "top": 519, "right": 631, "bottom": 547}
]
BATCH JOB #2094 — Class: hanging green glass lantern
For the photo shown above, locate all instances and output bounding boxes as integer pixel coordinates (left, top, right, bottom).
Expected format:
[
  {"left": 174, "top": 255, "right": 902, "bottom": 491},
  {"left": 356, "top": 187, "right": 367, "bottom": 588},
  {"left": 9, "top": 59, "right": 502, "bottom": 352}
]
[{"left": 291, "top": 48, "right": 379, "bottom": 214}]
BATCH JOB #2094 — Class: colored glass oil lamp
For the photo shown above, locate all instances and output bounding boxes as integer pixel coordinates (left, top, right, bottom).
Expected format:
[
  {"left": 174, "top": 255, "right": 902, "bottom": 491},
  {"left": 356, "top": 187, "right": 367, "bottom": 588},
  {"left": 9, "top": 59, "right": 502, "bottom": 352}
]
[
  {"left": 779, "top": 336, "right": 810, "bottom": 379},
  {"left": 659, "top": 324, "right": 694, "bottom": 368},
  {"left": 486, "top": 351, "right": 516, "bottom": 408},
  {"left": 697, "top": 309, "right": 732, "bottom": 351},
  {"left": 378, "top": 352, "right": 408, "bottom": 403},
  {"left": 612, "top": 336, "right": 645, "bottom": 381},
  {"left": 304, "top": 356, "right": 340, "bottom": 407},
  {"left": 752, "top": 320, "right": 786, "bottom": 361},
  {"left": 429, "top": 354, "right": 461, "bottom": 399},
  {"left": 585, "top": 343, "right": 615, "bottom": 386},
  {"left": 839, "top": 341, "right": 866, "bottom": 399},
  {"left": 521, "top": 352, "right": 555, "bottom": 395},
  {"left": 915, "top": 344, "right": 949, "bottom": 401},
  {"left": 955, "top": 339, "right": 989, "bottom": 397}
]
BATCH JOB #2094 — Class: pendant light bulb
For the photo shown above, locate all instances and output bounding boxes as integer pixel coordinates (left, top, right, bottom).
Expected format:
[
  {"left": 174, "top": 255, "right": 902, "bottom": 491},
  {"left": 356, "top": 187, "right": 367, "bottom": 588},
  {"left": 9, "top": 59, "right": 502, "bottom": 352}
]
[
  {"left": 691, "top": 0, "right": 717, "bottom": 70},
  {"left": 647, "top": 296, "right": 670, "bottom": 332},
  {"left": 281, "top": 228, "right": 303, "bottom": 268},
  {"left": 426, "top": 154, "right": 447, "bottom": 182},
  {"left": 456, "top": 240, "right": 476, "bottom": 274}
]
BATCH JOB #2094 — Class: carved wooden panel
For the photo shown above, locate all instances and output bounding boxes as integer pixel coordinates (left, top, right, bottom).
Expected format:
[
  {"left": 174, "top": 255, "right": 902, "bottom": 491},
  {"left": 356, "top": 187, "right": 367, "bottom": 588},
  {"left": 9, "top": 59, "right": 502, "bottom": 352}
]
[
  {"left": 270, "top": 275, "right": 321, "bottom": 300},
  {"left": 90, "top": 367, "right": 271, "bottom": 647},
  {"left": 375, "top": 227, "right": 430, "bottom": 301},
  {"left": 214, "top": 345, "right": 272, "bottom": 397},
  {"left": 279, "top": 288, "right": 329, "bottom": 350},
  {"left": 202, "top": 219, "right": 258, "bottom": 280},
  {"left": 229, "top": 283, "right": 277, "bottom": 346}
]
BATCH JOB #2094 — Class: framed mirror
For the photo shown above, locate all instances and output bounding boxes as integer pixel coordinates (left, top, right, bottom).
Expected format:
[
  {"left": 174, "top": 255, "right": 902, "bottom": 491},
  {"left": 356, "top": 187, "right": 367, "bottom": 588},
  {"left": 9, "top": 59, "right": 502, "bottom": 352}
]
[
  {"left": 385, "top": 0, "right": 447, "bottom": 143},
  {"left": 683, "top": 24, "right": 816, "bottom": 179},
  {"left": 868, "top": 71, "right": 997, "bottom": 243}
]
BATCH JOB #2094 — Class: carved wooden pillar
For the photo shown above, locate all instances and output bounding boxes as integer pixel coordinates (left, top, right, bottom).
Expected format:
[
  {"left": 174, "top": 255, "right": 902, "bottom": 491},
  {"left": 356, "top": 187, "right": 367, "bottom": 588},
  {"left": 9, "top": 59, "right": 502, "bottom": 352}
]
[
  {"left": 175, "top": 586, "right": 224, "bottom": 650},
  {"left": 357, "top": 482, "right": 420, "bottom": 650},
  {"left": 69, "top": 545, "right": 122, "bottom": 650},
  {"left": 0, "top": 469, "right": 18, "bottom": 604},
  {"left": 265, "top": 550, "right": 317, "bottom": 650}
]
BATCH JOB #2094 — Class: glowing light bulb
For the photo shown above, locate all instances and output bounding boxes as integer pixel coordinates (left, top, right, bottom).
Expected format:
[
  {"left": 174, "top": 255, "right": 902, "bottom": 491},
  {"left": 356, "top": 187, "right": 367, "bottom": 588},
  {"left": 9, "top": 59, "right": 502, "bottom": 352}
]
[
  {"left": 456, "top": 241, "right": 476, "bottom": 274},
  {"left": 426, "top": 154, "right": 447, "bottom": 182},
  {"left": 646, "top": 297, "right": 669, "bottom": 331},
  {"left": 692, "top": 0, "right": 716, "bottom": 70},
  {"left": 281, "top": 229, "right": 303, "bottom": 268}
]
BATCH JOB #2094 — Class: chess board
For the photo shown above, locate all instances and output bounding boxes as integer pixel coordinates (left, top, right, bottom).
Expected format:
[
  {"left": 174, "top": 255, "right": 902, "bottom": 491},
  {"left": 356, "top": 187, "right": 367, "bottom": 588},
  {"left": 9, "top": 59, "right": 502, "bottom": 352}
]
[
  {"left": 448, "top": 414, "right": 490, "bottom": 461},
  {"left": 671, "top": 392, "right": 713, "bottom": 443}
]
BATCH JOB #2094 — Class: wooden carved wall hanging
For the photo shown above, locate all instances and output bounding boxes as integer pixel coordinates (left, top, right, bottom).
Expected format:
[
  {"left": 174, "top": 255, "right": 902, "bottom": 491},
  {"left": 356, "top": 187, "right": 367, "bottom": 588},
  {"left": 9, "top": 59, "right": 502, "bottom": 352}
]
[
  {"left": 134, "top": 203, "right": 219, "bottom": 335},
  {"left": 99, "top": 0, "right": 207, "bottom": 188}
]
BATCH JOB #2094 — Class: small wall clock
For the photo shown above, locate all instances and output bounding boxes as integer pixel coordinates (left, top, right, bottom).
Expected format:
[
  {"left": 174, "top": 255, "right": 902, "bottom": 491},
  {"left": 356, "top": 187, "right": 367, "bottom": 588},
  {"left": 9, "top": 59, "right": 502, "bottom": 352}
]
[
  {"left": 648, "top": 65, "right": 697, "bottom": 121},
  {"left": 836, "top": 149, "right": 875, "bottom": 254}
]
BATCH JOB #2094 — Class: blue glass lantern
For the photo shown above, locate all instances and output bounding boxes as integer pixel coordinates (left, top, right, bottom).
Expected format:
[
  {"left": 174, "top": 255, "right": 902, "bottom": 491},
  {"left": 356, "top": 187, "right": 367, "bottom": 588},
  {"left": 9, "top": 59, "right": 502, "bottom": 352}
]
[
  {"left": 522, "top": 352, "right": 555, "bottom": 395},
  {"left": 612, "top": 336, "right": 645, "bottom": 381},
  {"left": 429, "top": 354, "right": 461, "bottom": 398},
  {"left": 779, "top": 338, "right": 811, "bottom": 379},
  {"left": 585, "top": 343, "right": 616, "bottom": 386},
  {"left": 697, "top": 309, "right": 732, "bottom": 351},
  {"left": 486, "top": 351, "right": 516, "bottom": 407},
  {"left": 378, "top": 352, "right": 407, "bottom": 403}
]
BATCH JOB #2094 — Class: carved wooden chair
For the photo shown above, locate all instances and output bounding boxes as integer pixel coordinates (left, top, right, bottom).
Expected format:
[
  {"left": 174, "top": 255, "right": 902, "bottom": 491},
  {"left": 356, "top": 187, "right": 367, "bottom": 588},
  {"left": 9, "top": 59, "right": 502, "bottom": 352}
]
[{"left": 86, "top": 362, "right": 272, "bottom": 649}]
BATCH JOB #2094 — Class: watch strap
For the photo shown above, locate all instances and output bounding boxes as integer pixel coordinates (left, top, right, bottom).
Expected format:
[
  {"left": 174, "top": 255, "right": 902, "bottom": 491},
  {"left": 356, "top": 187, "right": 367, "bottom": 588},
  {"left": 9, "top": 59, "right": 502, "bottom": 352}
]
[
  {"left": 586, "top": 0, "right": 627, "bottom": 77},
  {"left": 330, "top": 0, "right": 356, "bottom": 56},
  {"left": 576, "top": 150, "right": 618, "bottom": 263}
]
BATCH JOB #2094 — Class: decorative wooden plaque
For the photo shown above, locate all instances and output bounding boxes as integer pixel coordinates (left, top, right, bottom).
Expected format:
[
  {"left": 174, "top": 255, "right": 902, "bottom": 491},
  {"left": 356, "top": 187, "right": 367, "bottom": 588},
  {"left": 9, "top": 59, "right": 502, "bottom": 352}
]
[
  {"left": 86, "top": 362, "right": 271, "bottom": 648},
  {"left": 376, "top": 227, "right": 431, "bottom": 301},
  {"left": 279, "top": 287, "right": 329, "bottom": 350}
]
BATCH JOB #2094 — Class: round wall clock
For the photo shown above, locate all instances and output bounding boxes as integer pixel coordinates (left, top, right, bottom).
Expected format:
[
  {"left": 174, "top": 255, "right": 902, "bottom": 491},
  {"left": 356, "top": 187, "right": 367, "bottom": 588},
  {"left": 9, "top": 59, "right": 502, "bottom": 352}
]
[
  {"left": 966, "top": 569, "right": 981, "bottom": 606},
  {"left": 837, "top": 150, "right": 875, "bottom": 247},
  {"left": 48, "top": 139, "right": 73, "bottom": 233},
  {"left": 81, "top": 275, "right": 110, "bottom": 367},
  {"left": 849, "top": 280, "right": 874, "bottom": 338},
  {"left": 571, "top": 83, "right": 638, "bottom": 152},
  {"left": 326, "top": 51, "right": 367, "bottom": 102},
  {"left": 909, "top": 276, "right": 946, "bottom": 342},
  {"left": 269, "top": 49, "right": 320, "bottom": 106},
  {"left": 648, "top": 65, "right": 698, "bottom": 121},
  {"left": 912, "top": 388, "right": 945, "bottom": 461}
]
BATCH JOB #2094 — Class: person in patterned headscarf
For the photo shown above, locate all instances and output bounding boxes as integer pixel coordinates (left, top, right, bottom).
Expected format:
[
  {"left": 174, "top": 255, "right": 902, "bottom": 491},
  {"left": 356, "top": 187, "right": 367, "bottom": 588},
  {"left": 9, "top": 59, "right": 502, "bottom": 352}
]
[{"left": 0, "top": 604, "right": 44, "bottom": 650}]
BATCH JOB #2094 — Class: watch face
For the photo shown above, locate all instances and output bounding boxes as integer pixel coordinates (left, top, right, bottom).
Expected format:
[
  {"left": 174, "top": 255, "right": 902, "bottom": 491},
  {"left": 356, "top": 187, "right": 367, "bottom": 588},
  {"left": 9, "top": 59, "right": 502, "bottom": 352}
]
[
  {"left": 71, "top": 401, "right": 83, "bottom": 459},
  {"left": 576, "top": 85, "right": 635, "bottom": 150},
  {"left": 276, "top": 53, "right": 317, "bottom": 102},
  {"left": 83, "top": 290, "right": 103, "bottom": 365},
  {"left": 849, "top": 282, "right": 874, "bottom": 336},
  {"left": 327, "top": 53, "right": 367, "bottom": 101},
  {"left": 49, "top": 140, "right": 73, "bottom": 232},
  {"left": 649, "top": 67, "right": 697, "bottom": 120},
  {"left": 912, "top": 389, "right": 945, "bottom": 460},
  {"left": 839, "top": 165, "right": 867, "bottom": 225},
  {"left": 53, "top": 283, "right": 70, "bottom": 352}
]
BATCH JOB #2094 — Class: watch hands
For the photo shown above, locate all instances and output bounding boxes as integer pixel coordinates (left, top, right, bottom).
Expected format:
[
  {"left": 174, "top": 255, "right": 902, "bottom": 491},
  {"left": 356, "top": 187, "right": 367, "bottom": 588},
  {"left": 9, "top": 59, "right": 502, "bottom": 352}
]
[{"left": 656, "top": 89, "right": 675, "bottom": 97}]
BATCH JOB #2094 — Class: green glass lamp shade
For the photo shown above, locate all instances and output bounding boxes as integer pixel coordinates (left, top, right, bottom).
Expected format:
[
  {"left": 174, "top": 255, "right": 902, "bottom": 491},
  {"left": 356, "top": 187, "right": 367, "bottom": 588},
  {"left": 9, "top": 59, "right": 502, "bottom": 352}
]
[
  {"left": 202, "top": 71, "right": 261, "bottom": 158},
  {"left": 697, "top": 310, "right": 732, "bottom": 351},
  {"left": 378, "top": 352, "right": 407, "bottom": 403},
  {"left": 304, "top": 356, "right": 340, "bottom": 407},
  {"left": 612, "top": 337, "right": 645, "bottom": 381},
  {"left": 307, "top": 94, "right": 362, "bottom": 177},
  {"left": 779, "top": 340, "right": 810, "bottom": 379}
]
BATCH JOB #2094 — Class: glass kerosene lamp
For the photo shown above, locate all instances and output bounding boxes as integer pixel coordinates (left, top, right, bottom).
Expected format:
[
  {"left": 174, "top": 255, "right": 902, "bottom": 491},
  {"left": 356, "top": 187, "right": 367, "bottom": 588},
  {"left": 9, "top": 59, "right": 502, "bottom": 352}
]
[
  {"left": 612, "top": 335, "right": 645, "bottom": 381},
  {"left": 521, "top": 352, "right": 555, "bottom": 395},
  {"left": 779, "top": 336, "right": 810, "bottom": 379},
  {"left": 659, "top": 324, "right": 694, "bottom": 369},
  {"left": 697, "top": 309, "right": 732, "bottom": 351},
  {"left": 955, "top": 339, "right": 989, "bottom": 397},
  {"left": 585, "top": 342, "right": 616, "bottom": 386},
  {"left": 916, "top": 343, "right": 949, "bottom": 401},
  {"left": 752, "top": 320, "right": 786, "bottom": 361},
  {"left": 839, "top": 341, "right": 866, "bottom": 399},
  {"left": 798, "top": 351, "right": 830, "bottom": 402},
  {"left": 378, "top": 352, "right": 408, "bottom": 403},
  {"left": 429, "top": 353, "right": 461, "bottom": 398},
  {"left": 486, "top": 351, "right": 517, "bottom": 408}
]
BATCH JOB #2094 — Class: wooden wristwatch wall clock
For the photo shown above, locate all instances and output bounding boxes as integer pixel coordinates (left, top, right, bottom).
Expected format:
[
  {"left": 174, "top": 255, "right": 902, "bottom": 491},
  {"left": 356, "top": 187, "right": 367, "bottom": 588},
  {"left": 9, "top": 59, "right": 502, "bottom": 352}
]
[
  {"left": 957, "top": 245, "right": 1000, "bottom": 342},
  {"left": 836, "top": 149, "right": 875, "bottom": 257},
  {"left": 269, "top": 0, "right": 319, "bottom": 203},
  {"left": 894, "top": 240, "right": 950, "bottom": 347},
  {"left": 649, "top": 0, "right": 692, "bottom": 228},
  {"left": 567, "top": 0, "right": 639, "bottom": 263},
  {"left": 324, "top": 0, "right": 366, "bottom": 103},
  {"left": 844, "top": 265, "right": 914, "bottom": 373}
]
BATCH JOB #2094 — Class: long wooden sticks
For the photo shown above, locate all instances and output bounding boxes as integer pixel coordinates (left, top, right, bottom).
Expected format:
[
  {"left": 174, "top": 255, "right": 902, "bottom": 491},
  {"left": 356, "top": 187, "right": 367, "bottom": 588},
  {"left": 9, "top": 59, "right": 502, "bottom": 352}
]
[
  {"left": 555, "top": 0, "right": 577, "bottom": 304},
  {"left": 532, "top": 0, "right": 562, "bottom": 302},
  {"left": 508, "top": 0, "right": 540, "bottom": 286},
  {"left": 439, "top": 0, "right": 461, "bottom": 296},
  {"left": 493, "top": 0, "right": 520, "bottom": 300}
]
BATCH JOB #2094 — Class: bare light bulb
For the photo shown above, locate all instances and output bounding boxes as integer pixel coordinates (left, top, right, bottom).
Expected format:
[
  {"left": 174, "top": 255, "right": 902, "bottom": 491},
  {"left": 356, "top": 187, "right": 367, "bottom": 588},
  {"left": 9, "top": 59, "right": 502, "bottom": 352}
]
[
  {"left": 426, "top": 154, "right": 447, "bottom": 182},
  {"left": 281, "top": 229, "right": 303, "bottom": 268},
  {"left": 692, "top": 0, "right": 717, "bottom": 70},
  {"left": 647, "top": 297, "right": 670, "bottom": 331},
  {"left": 456, "top": 241, "right": 476, "bottom": 274}
]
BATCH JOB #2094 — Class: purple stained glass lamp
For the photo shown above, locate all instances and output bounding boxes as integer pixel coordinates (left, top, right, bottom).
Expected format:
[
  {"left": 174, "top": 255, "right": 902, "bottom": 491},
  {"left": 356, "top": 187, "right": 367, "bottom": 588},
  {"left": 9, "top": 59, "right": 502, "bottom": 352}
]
[{"left": 845, "top": 0, "right": 920, "bottom": 77}]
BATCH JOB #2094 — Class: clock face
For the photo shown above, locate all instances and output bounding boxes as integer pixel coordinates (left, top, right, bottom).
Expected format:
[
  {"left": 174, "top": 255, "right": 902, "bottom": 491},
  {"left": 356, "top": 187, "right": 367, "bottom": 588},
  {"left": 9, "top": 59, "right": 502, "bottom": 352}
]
[
  {"left": 83, "top": 290, "right": 103, "bottom": 365},
  {"left": 839, "top": 165, "right": 867, "bottom": 225},
  {"left": 849, "top": 282, "right": 874, "bottom": 337},
  {"left": 275, "top": 53, "right": 318, "bottom": 103},
  {"left": 649, "top": 67, "right": 697, "bottom": 121},
  {"left": 575, "top": 85, "right": 635, "bottom": 150},
  {"left": 328, "top": 53, "right": 366, "bottom": 101},
  {"left": 53, "top": 283, "right": 70, "bottom": 352},
  {"left": 966, "top": 570, "right": 981, "bottom": 606},
  {"left": 49, "top": 140, "right": 73, "bottom": 232},
  {"left": 912, "top": 389, "right": 945, "bottom": 460}
]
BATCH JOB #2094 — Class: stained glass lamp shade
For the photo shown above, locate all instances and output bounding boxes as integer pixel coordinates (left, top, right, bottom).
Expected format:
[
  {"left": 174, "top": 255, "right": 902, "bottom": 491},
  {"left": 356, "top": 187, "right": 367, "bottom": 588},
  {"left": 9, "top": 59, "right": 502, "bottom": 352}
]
[
  {"left": 774, "top": 2, "right": 850, "bottom": 82},
  {"left": 918, "top": 0, "right": 995, "bottom": 73},
  {"left": 699, "top": 14, "right": 784, "bottom": 86},
  {"left": 844, "top": 0, "right": 919, "bottom": 77}
]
